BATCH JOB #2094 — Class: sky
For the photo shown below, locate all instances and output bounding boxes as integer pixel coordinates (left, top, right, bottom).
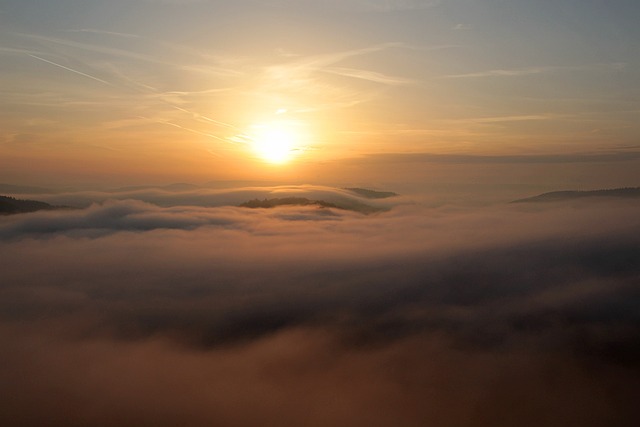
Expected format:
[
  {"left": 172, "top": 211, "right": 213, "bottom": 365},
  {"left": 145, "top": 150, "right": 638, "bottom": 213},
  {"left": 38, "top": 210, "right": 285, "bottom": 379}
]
[
  {"left": 1, "top": 0, "right": 639, "bottom": 188},
  {"left": 1, "top": 3, "right": 640, "bottom": 426}
]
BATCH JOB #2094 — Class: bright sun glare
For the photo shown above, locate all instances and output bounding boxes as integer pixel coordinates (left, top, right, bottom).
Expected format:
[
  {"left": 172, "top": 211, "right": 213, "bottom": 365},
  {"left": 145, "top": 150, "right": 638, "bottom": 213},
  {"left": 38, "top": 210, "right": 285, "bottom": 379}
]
[{"left": 249, "top": 121, "right": 300, "bottom": 164}]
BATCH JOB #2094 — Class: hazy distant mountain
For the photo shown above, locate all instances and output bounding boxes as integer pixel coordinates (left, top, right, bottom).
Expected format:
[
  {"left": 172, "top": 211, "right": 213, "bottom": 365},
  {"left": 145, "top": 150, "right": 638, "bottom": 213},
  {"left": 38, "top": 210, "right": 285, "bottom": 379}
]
[
  {"left": 239, "top": 197, "right": 384, "bottom": 214},
  {"left": 106, "top": 183, "right": 203, "bottom": 193},
  {"left": 344, "top": 188, "right": 398, "bottom": 199},
  {"left": 204, "top": 180, "right": 286, "bottom": 189},
  {"left": 162, "top": 183, "right": 202, "bottom": 192},
  {"left": 0, "top": 195, "right": 59, "bottom": 215},
  {"left": 0, "top": 183, "right": 56, "bottom": 194},
  {"left": 512, "top": 187, "right": 640, "bottom": 203}
]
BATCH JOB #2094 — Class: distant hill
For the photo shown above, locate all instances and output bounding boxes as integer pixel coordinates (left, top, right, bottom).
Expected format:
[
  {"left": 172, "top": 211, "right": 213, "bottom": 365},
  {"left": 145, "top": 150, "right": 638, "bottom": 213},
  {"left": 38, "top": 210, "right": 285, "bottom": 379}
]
[
  {"left": 239, "top": 197, "right": 384, "bottom": 214},
  {"left": 162, "top": 183, "right": 201, "bottom": 192},
  {"left": 240, "top": 197, "right": 339, "bottom": 209},
  {"left": 0, "top": 183, "right": 55, "bottom": 194},
  {"left": 107, "top": 183, "right": 202, "bottom": 193},
  {"left": 344, "top": 188, "right": 398, "bottom": 199},
  {"left": 0, "top": 195, "right": 59, "bottom": 215},
  {"left": 512, "top": 187, "right": 640, "bottom": 203}
]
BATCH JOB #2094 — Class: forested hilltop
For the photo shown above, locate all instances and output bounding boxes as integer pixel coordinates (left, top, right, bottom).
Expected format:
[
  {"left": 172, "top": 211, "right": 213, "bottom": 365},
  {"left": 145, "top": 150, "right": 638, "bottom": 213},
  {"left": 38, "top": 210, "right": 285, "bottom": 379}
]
[{"left": 0, "top": 195, "right": 59, "bottom": 215}]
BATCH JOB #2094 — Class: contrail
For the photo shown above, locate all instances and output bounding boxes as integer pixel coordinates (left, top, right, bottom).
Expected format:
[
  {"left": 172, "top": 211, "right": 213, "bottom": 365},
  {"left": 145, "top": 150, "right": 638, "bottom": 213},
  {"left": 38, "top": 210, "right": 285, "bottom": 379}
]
[
  {"left": 28, "top": 54, "right": 112, "bottom": 86},
  {"left": 28, "top": 51, "right": 238, "bottom": 141},
  {"left": 137, "top": 116, "right": 230, "bottom": 143},
  {"left": 103, "top": 63, "right": 236, "bottom": 129},
  {"left": 170, "top": 104, "right": 238, "bottom": 130}
]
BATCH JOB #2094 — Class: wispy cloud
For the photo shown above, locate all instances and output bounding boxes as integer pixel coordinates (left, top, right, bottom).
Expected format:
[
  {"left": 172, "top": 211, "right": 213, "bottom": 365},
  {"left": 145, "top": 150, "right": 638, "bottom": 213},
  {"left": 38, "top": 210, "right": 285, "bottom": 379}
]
[
  {"left": 137, "top": 116, "right": 230, "bottom": 142},
  {"left": 2, "top": 30, "right": 245, "bottom": 146},
  {"left": 0, "top": 46, "right": 46, "bottom": 56},
  {"left": 270, "top": 0, "right": 441, "bottom": 12},
  {"left": 443, "top": 67, "right": 549, "bottom": 79},
  {"left": 63, "top": 29, "right": 142, "bottom": 39},
  {"left": 14, "top": 31, "right": 240, "bottom": 77},
  {"left": 17, "top": 32, "right": 173, "bottom": 66},
  {"left": 257, "top": 43, "right": 407, "bottom": 109},
  {"left": 466, "top": 115, "right": 549, "bottom": 123},
  {"left": 6, "top": 28, "right": 419, "bottom": 145},
  {"left": 453, "top": 23, "right": 471, "bottom": 30},
  {"left": 359, "top": 0, "right": 441, "bottom": 11},
  {"left": 270, "top": 42, "right": 403, "bottom": 75},
  {"left": 63, "top": 27, "right": 247, "bottom": 70},
  {"left": 322, "top": 67, "right": 415, "bottom": 85},
  {"left": 442, "top": 63, "right": 627, "bottom": 79}
]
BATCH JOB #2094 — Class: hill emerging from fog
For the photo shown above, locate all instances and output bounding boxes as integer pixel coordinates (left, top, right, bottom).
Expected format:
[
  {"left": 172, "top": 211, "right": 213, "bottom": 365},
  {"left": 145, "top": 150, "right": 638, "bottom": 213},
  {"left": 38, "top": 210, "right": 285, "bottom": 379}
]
[
  {"left": 512, "top": 187, "right": 640, "bottom": 203},
  {"left": 0, "top": 184, "right": 398, "bottom": 214},
  {"left": 343, "top": 188, "right": 398, "bottom": 199},
  {"left": 0, "top": 195, "right": 62, "bottom": 215},
  {"left": 239, "top": 196, "right": 385, "bottom": 214}
]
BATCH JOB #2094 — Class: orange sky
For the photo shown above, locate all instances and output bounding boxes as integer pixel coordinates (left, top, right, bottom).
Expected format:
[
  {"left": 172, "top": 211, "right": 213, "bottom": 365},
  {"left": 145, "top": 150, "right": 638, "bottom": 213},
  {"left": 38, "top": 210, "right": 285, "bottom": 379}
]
[{"left": 1, "top": 0, "right": 639, "bottom": 188}]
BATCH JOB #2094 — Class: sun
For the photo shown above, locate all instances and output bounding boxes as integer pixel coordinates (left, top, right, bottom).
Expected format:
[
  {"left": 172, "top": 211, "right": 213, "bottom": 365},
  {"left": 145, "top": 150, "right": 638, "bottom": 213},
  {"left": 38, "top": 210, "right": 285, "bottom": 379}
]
[{"left": 248, "top": 121, "right": 300, "bottom": 164}]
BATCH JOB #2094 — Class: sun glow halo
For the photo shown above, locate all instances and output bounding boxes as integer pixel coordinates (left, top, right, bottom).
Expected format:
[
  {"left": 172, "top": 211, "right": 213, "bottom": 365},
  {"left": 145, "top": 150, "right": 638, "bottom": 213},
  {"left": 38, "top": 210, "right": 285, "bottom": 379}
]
[{"left": 249, "top": 121, "right": 300, "bottom": 164}]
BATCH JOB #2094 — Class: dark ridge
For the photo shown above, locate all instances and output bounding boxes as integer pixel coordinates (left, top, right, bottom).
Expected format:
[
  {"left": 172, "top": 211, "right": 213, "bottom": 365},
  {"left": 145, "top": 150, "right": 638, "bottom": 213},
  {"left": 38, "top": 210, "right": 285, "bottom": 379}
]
[
  {"left": 239, "top": 197, "right": 384, "bottom": 214},
  {"left": 0, "top": 195, "right": 70, "bottom": 215},
  {"left": 240, "top": 197, "right": 339, "bottom": 209},
  {"left": 0, "top": 195, "right": 54, "bottom": 215},
  {"left": 512, "top": 187, "right": 640, "bottom": 203},
  {"left": 344, "top": 187, "right": 398, "bottom": 199}
]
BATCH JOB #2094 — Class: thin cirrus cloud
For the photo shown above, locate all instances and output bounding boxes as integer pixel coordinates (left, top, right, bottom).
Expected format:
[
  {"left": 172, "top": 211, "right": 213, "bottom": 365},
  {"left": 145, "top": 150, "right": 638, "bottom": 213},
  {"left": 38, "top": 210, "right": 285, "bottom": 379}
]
[
  {"left": 2, "top": 30, "right": 246, "bottom": 142},
  {"left": 322, "top": 67, "right": 416, "bottom": 85},
  {"left": 1, "top": 191, "right": 639, "bottom": 426},
  {"left": 458, "top": 115, "right": 550, "bottom": 124},
  {"left": 62, "top": 27, "right": 248, "bottom": 72},
  {"left": 263, "top": 43, "right": 404, "bottom": 85},
  {"left": 12, "top": 31, "right": 240, "bottom": 77},
  {"left": 269, "top": 0, "right": 441, "bottom": 12},
  {"left": 242, "top": 42, "right": 411, "bottom": 115},
  {"left": 5, "top": 29, "right": 408, "bottom": 136},
  {"left": 359, "top": 0, "right": 441, "bottom": 11},
  {"left": 442, "top": 63, "right": 627, "bottom": 79}
]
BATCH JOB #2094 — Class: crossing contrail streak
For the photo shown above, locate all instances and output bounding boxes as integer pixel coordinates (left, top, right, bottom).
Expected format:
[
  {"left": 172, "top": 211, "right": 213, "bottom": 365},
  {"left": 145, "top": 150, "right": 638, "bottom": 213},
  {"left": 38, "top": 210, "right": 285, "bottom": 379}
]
[
  {"left": 137, "top": 116, "right": 230, "bottom": 143},
  {"left": 27, "top": 51, "right": 238, "bottom": 145},
  {"left": 28, "top": 54, "right": 112, "bottom": 86},
  {"left": 170, "top": 104, "right": 238, "bottom": 130}
]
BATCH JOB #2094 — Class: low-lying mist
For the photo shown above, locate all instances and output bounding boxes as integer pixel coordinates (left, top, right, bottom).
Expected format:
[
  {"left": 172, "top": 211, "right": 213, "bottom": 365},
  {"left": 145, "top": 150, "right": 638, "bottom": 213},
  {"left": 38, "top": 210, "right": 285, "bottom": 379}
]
[{"left": 1, "top": 187, "right": 639, "bottom": 426}]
